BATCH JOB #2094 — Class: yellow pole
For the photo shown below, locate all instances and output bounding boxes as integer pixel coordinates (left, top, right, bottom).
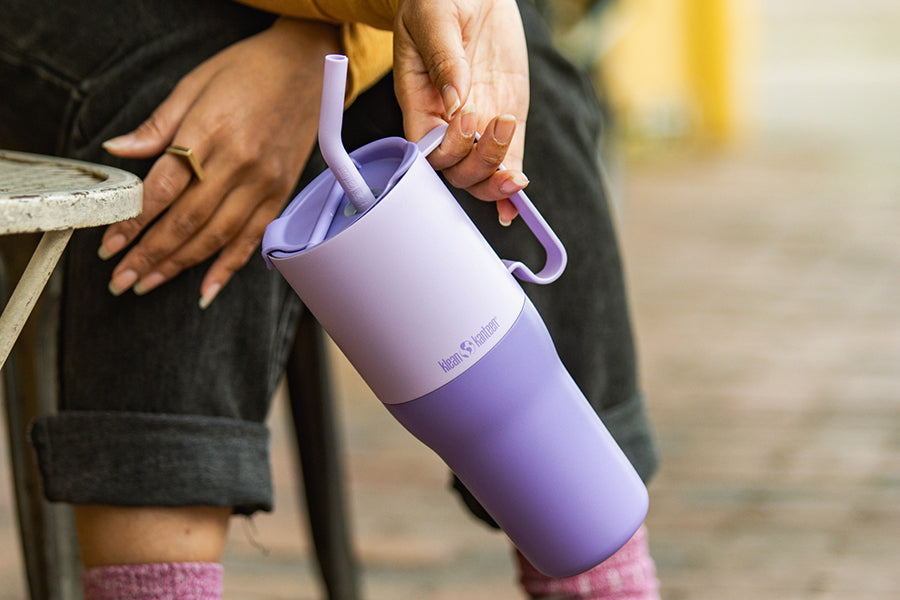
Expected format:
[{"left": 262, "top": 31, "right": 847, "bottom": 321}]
[{"left": 684, "top": 0, "right": 756, "bottom": 142}]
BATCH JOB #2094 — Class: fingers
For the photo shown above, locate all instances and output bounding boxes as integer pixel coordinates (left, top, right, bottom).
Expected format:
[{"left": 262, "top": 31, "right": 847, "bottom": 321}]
[
  {"left": 426, "top": 104, "right": 477, "bottom": 171},
  {"left": 99, "top": 150, "right": 197, "bottom": 261},
  {"left": 427, "top": 111, "right": 529, "bottom": 209},
  {"left": 101, "top": 117, "right": 248, "bottom": 298},
  {"left": 102, "top": 72, "right": 207, "bottom": 158},
  {"left": 134, "top": 188, "right": 275, "bottom": 300},
  {"left": 435, "top": 113, "right": 518, "bottom": 189},
  {"left": 104, "top": 162, "right": 220, "bottom": 296},
  {"left": 109, "top": 182, "right": 282, "bottom": 307},
  {"left": 496, "top": 198, "right": 518, "bottom": 227},
  {"left": 102, "top": 133, "right": 225, "bottom": 294},
  {"left": 197, "top": 207, "right": 281, "bottom": 309}
]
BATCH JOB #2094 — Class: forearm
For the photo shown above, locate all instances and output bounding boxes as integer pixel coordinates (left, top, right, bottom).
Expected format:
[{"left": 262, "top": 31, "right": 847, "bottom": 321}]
[{"left": 237, "top": 2, "right": 394, "bottom": 103}]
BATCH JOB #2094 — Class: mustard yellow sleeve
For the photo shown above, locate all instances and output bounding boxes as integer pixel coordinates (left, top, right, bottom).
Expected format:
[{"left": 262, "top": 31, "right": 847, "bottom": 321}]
[
  {"left": 235, "top": 1, "right": 395, "bottom": 103},
  {"left": 237, "top": 0, "right": 398, "bottom": 30},
  {"left": 340, "top": 23, "right": 393, "bottom": 104}
]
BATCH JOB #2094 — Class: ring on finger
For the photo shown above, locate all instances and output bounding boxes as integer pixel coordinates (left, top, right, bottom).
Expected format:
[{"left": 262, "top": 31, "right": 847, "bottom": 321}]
[{"left": 165, "top": 145, "right": 206, "bottom": 181}]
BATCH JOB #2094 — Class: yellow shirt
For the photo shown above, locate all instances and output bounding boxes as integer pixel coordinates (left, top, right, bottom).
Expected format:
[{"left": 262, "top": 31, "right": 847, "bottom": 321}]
[
  {"left": 236, "top": 0, "right": 398, "bottom": 103},
  {"left": 239, "top": 0, "right": 398, "bottom": 30}
]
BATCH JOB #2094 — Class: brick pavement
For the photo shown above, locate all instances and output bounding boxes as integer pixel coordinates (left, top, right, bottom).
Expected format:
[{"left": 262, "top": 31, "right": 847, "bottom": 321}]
[
  {"left": 625, "top": 139, "right": 899, "bottom": 599},
  {"left": 628, "top": 3, "right": 900, "bottom": 596},
  {"left": 0, "top": 1, "right": 897, "bottom": 599}
]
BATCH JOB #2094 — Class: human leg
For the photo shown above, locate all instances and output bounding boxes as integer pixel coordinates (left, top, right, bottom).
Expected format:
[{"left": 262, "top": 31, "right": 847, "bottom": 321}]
[
  {"left": 74, "top": 506, "right": 232, "bottom": 569},
  {"left": 73, "top": 506, "right": 231, "bottom": 600},
  {"left": 2, "top": 0, "right": 293, "bottom": 593}
]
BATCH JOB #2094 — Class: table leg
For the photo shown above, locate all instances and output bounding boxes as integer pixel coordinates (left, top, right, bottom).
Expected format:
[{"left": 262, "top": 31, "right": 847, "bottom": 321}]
[{"left": 0, "top": 229, "right": 73, "bottom": 370}]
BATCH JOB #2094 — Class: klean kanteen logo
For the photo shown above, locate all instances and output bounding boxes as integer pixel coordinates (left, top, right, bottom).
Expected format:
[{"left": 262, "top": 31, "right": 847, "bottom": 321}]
[{"left": 438, "top": 317, "right": 500, "bottom": 373}]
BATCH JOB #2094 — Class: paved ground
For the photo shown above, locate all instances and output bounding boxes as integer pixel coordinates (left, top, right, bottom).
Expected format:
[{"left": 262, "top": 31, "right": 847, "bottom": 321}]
[
  {"left": 0, "top": 1, "right": 897, "bottom": 598},
  {"left": 620, "top": 3, "right": 900, "bottom": 597}
]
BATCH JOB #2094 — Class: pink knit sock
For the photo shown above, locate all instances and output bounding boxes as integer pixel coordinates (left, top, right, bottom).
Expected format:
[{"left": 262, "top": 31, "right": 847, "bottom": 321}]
[
  {"left": 516, "top": 526, "right": 660, "bottom": 600},
  {"left": 82, "top": 562, "right": 223, "bottom": 600}
]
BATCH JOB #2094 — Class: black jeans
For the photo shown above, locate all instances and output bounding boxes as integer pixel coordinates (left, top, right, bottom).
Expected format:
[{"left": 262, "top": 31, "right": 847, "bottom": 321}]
[{"left": 1, "top": 0, "right": 656, "bottom": 520}]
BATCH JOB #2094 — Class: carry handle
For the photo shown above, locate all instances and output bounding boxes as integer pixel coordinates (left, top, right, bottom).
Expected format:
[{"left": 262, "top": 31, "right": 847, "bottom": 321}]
[{"left": 416, "top": 124, "right": 567, "bottom": 285}]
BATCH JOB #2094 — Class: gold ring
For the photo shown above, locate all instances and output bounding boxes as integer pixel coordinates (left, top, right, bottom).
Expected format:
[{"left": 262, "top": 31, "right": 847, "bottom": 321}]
[{"left": 165, "top": 145, "right": 205, "bottom": 181}]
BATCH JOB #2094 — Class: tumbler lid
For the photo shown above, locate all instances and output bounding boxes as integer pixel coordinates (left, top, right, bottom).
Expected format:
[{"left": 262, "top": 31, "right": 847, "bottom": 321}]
[{"left": 262, "top": 136, "right": 418, "bottom": 267}]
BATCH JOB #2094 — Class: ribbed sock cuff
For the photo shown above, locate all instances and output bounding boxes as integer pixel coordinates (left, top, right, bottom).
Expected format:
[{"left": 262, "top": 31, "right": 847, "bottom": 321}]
[
  {"left": 82, "top": 562, "right": 223, "bottom": 600},
  {"left": 517, "top": 526, "right": 660, "bottom": 599}
]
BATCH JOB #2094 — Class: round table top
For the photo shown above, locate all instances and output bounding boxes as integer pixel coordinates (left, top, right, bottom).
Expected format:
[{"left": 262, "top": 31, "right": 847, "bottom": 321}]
[{"left": 0, "top": 150, "right": 142, "bottom": 234}]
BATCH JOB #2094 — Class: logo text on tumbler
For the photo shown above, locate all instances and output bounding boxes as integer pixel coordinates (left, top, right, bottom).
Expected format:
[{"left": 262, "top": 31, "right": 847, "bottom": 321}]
[{"left": 438, "top": 316, "right": 500, "bottom": 373}]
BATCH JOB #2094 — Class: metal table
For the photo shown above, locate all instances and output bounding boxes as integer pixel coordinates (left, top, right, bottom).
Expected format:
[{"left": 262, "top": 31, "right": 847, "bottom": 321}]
[{"left": 0, "top": 151, "right": 141, "bottom": 367}]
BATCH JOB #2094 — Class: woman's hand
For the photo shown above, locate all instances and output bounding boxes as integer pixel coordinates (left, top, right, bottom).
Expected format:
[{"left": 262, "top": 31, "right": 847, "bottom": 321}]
[
  {"left": 100, "top": 18, "right": 340, "bottom": 307},
  {"left": 393, "top": 0, "right": 530, "bottom": 225}
]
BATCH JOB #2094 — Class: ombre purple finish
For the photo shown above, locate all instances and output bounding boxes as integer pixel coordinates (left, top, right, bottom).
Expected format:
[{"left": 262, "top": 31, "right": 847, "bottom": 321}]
[{"left": 387, "top": 299, "right": 648, "bottom": 578}]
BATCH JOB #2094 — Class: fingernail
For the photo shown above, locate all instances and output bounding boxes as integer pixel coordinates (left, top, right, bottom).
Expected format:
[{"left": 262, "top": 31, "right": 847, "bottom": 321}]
[
  {"left": 442, "top": 85, "right": 461, "bottom": 118},
  {"left": 108, "top": 269, "right": 138, "bottom": 296},
  {"left": 199, "top": 283, "right": 222, "bottom": 310},
  {"left": 500, "top": 172, "right": 529, "bottom": 195},
  {"left": 499, "top": 215, "right": 513, "bottom": 227},
  {"left": 459, "top": 104, "right": 477, "bottom": 137},
  {"left": 492, "top": 115, "right": 517, "bottom": 145},
  {"left": 133, "top": 272, "right": 166, "bottom": 296},
  {"left": 101, "top": 135, "right": 135, "bottom": 153},
  {"left": 98, "top": 233, "right": 128, "bottom": 260}
]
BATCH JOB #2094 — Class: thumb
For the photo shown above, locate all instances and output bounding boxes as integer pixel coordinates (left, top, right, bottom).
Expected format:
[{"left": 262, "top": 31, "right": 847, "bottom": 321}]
[{"left": 404, "top": 9, "right": 471, "bottom": 119}]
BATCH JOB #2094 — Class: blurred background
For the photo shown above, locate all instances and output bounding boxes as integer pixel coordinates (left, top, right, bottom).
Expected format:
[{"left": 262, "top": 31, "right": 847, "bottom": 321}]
[{"left": 0, "top": 0, "right": 897, "bottom": 598}]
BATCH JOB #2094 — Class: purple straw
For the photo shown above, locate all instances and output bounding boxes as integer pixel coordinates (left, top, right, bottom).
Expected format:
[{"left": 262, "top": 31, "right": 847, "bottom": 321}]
[{"left": 319, "top": 55, "right": 377, "bottom": 213}]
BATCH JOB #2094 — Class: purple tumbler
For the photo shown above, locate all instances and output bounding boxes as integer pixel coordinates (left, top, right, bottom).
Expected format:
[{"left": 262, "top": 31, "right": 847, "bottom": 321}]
[{"left": 262, "top": 55, "right": 647, "bottom": 577}]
